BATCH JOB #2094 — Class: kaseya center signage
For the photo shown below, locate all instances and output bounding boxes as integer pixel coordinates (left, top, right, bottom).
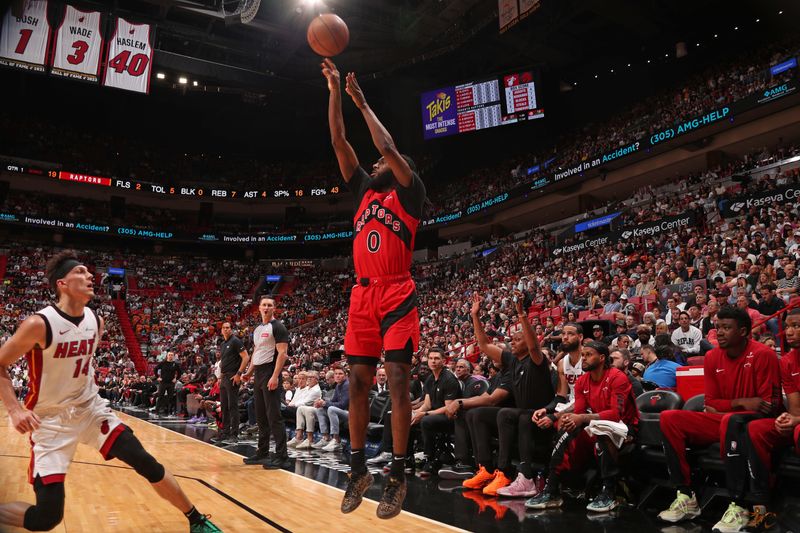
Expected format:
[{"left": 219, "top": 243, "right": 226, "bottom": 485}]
[{"left": 552, "top": 211, "right": 697, "bottom": 257}]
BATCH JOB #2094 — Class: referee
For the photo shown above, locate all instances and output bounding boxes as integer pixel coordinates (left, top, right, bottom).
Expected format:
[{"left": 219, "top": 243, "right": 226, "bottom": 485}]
[
  {"left": 214, "top": 322, "right": 249, "bottom": 445},
  {"left": 242, "top": 296, "right": 290, "bottom": 468}
]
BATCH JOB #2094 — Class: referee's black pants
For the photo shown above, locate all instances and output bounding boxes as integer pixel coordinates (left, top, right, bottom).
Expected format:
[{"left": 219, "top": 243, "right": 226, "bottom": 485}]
[
  {"left": 219, "top": 373, "right": 240, "bottom": 438},
  {"left": 254, "top": 363, "right": 287, "bottom": 457}
]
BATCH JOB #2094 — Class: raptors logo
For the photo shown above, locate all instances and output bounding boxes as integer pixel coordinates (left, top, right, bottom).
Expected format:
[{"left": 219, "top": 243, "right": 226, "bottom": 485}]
[{"left": 100, "top": 420, "right": 110, "bottom": 435}]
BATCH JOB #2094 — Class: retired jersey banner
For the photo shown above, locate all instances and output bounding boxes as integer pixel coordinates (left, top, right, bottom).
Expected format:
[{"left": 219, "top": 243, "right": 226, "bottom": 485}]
[
  {"left": 102, "top": 17, "right": 153, "bottom": 94},
  {"left": 498, "top": 0, "right": 519, "bottom": 33},
  {"left": 51, "top": 5, "right": 102, "bottom": 82},
  {"left": 0, "top": 0, "right": 51, "bottom": 73}
]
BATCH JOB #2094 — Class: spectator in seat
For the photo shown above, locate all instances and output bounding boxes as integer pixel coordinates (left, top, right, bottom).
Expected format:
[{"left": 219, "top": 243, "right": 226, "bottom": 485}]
[
  {"left": 743, "top": 309, "right": 800, "bottom": 528},
  {"left": 656, "top": 306, "right": 781, "bottom": 531},
  {"left": 671, "top": 311, "right": 704, "bottom": 357},
  {"left": 631, "top": 325, "right": 655, "bottom": 355},
  {"left": 776, "top": 262, "right": 798, "bottom": 303},
  {"left": 642, "top": 345, "right": 680, "bottom": 389},
  {"left": 289, "top": 371, "right": 322, "bottom": 449},
  {"left": 610, "top": 348, "right": 644, "bottom": 397},
  {"left": 525, "top": 340, "right": 639, "bottom": 514},
  {"left": 371, "top": 366, "right": 389, "bottom": 395},
  {"left": 312, "top": 366, "right": 350, "bottom": 452},
  {"left": 750, "top": 284, "right": 784, "bottom": 336},
  {"left": 411, "top": 347, "right": 461, "bottom": 478}
]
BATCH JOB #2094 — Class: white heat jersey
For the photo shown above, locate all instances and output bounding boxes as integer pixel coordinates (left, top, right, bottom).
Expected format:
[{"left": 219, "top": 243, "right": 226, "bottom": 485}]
[
  {"left": 0, "top": 0, "right": 51, "bottom": 73},
  {"left": 25, "top": 305, "right": 101, "bottom": 413},
  {"left": 51, "top": 5, "right": 102, "bottom": 82},
  {"left": 102, "top": 17, "right": 153, "bottom": 94},
  {"left": 562, "top": 353, "right": 584, "bottom": 402}
]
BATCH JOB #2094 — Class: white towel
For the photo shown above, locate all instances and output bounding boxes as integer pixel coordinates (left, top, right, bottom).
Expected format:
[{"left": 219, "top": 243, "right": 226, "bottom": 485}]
[
  {"left": 554, "top": 399, "right": 574, "bottom": 413},
  {"left": 584, "top": 419, "right": 629, "bottom": 448}
]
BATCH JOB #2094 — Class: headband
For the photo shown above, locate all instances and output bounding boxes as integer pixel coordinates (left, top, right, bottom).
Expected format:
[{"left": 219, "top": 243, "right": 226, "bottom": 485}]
[{"left": 51, "top": 259, "right": 82, "bottom": 288}]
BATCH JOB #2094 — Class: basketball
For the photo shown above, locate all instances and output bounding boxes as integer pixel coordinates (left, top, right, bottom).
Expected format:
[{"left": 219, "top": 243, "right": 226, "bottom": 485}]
[{"left": 307, "top": 14, "right": 349, "bottom": 57}]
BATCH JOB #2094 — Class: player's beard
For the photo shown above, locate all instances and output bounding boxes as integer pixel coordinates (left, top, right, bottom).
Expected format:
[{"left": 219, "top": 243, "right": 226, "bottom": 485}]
[
  {"left": 369, "top": 169, "right": 395, "bottom": 191},
  {"left": 562, "top": 340, "right": 580, "bottom": 352}
]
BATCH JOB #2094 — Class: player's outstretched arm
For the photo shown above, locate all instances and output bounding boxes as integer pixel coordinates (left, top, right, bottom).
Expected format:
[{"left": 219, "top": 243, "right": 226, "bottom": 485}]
[
  {"left": 322, "top": 58, "right": 358, "bottom": 182},
  {"left": 0, "top": 315, "right": 46, "bottom": 433},
  {"left": 514, "top": 291, "right": 545, "bottom": 365},
  {"left": 345, "top": 72, "right": 414, "bottom": 188}
]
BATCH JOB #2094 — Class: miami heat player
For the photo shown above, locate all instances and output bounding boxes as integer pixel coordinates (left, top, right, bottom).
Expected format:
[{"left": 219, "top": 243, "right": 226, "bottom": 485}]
[
  {"left": 0, "top": 251, "right": 221, "bottom": 532},
  {"left": 323, "top": 58, "right": 426, "bottom": 519}
]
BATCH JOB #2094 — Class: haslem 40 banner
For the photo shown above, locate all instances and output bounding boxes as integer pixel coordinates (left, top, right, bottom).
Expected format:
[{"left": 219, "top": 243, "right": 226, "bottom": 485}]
[
  {"left": 551, "top": 211, "right": 697, "bottom": 257},
  {"left": 719, "top": 182, "right": 800, "bottom": 218}
]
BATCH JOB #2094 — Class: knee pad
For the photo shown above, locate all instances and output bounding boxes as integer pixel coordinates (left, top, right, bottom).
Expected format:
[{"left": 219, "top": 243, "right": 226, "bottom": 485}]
[
  {"left": 23, "top": 478, "right": 65, "bottom": 531},
  {"left": 108, "top": 428, "right": 166, "bottom": 483}
]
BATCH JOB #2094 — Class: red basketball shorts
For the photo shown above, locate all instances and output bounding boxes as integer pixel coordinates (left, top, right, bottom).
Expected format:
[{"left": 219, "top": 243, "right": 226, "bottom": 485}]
[{"left": 345, "top": 278, "right": 419, "bottom": 364}]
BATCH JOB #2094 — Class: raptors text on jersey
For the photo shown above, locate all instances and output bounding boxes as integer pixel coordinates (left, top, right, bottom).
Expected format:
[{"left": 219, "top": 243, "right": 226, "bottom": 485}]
[{"left": 349, "top": 167, "right": 426, "bottom": 278}]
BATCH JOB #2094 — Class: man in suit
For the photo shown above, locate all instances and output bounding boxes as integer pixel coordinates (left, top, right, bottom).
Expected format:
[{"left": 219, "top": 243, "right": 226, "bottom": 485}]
[{"left": 371, "top": 366, "right": 390, "bottom": 395}]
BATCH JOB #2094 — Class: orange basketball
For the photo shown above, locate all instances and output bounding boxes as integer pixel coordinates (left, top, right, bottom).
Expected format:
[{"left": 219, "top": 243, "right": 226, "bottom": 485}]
[{"left": 307, "top": 14, "right": 349, "bottom": 57}]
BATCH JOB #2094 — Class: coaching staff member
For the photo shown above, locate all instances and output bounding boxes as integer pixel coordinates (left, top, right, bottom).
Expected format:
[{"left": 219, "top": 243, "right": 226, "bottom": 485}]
[
  {"left": 214, "top": 322, "right": 249, "bottom": 445},
  {"left": 242, "top": 296, "right": 290, "bottom": 468}
]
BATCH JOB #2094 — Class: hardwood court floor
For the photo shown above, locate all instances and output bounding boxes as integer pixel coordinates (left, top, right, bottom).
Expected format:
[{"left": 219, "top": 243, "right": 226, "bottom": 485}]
[{"left": 0, "top": 405, "right": 464, "bottom": 532}]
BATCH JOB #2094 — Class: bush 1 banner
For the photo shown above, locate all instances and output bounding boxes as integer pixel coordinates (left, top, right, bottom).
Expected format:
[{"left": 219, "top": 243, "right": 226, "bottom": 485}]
[{"left": 0, "top": 0, "right": 51, "bottom": 73}]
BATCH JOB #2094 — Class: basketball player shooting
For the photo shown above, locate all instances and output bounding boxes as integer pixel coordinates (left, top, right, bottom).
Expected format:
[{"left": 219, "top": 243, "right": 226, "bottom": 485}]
[
  {"left": 0, "top": 251, "right": 221, "bottom": 532},
  {"left": 322, "top": 58, "right": 426, "bottom": 519}
]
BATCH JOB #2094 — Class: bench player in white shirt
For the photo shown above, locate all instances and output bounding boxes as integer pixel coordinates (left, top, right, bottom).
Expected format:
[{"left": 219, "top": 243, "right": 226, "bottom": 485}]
[{"left": 0, "top": 251, "right": 221, "bottom": 532}]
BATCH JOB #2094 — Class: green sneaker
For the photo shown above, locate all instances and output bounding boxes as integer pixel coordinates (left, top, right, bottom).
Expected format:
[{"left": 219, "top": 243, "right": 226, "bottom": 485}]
[
  {"left": 712, "top": 502, "right": 750, "bottom": 533},
  {"left": 658, "top": 491, "right": 701, "bottom": 523},
  {"left": 190, "top": 515, "right": 222, "bottom": 532}
]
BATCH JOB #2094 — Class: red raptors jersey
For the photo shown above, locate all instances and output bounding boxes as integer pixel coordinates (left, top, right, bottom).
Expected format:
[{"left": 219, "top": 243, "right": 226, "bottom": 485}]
[
  {"left": 349, "top": 167, "right": 426, "bottom": 278},
  {"left": 781, "top": 348, "right": 800, "bottom": 396}
]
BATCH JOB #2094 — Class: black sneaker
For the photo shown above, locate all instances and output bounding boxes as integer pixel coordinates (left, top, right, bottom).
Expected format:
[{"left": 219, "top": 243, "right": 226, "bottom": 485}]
[
  {"left": 243, "top": 453, "right": 269, "bottom": 465},
  {"left": 418, "top": 459, "right": 439, "bottom": 478},
  {"left": 209, "top": 435, "right": 226, "bottom": 445},
  {"left": 376, "top": 476, "right": 407, "bottom": 519},
  {"left": 438, "top": 462, "right": 475, "bottom": 480},
  {"left": 262, "top": 454, "right": 291, "bottom": 470},
  {"left": 341, "top": 471, "right": 374, "bottom": 514},
  {"left": 404, "top": 457, "right": 416, "bottom": 475},
  {"left": 586, "top": 485, "right": 618, "bottom": 513}
]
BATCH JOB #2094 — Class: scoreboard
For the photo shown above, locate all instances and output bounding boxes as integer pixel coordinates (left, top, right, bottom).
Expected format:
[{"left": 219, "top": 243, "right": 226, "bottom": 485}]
[{"left": 421, "top": 69, "right": 544, "bottom": 140}]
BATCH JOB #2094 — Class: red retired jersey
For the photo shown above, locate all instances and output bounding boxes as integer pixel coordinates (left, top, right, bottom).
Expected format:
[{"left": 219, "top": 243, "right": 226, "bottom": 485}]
[
  {"left": 781, "top": 348, "right": 800, "bottom": 396},
  {"left": 348, "top": 167, "right": 426, "bottom": 278}
]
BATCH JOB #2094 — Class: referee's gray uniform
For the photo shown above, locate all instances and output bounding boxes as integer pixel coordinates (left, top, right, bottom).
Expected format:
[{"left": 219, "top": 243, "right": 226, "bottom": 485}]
[{"left": 252, "top": 319, "right": 290, "bottom": 458}]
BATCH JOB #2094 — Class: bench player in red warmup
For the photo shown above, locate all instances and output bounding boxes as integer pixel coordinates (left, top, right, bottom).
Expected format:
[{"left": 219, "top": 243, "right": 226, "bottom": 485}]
[
  {"left": 322, "top": 57, "right": 426, "bottom": 519},
  {"left": 741, "top": 308, "right": 800, "bottom": 529},
  {"left": 0, "top": 251, "right": 221, "bottom": 532}
]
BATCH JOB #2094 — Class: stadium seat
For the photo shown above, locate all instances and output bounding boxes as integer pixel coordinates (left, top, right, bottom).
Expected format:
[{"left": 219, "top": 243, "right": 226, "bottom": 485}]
[{"left": 682, "top": 394, "right": 705, "bottom": 412}]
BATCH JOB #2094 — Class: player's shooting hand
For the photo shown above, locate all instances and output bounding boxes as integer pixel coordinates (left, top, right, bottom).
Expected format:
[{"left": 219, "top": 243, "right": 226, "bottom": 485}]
[
  {"left": 345, "top": 72, "right": 367, "bottom": 109},
  {"left": 10, "top": 408, "right": 40, "bottom": 434},
  {"left": 513, "top": 291, "right": 525, "bottom": 315},
  {"left": 321, "top": 58, "right": 340, "bottom": 91},
  {"left": 267, "top": 376, "right": 279, "bottom": 391},
  {"left": 471, "top": 292, "right": 482, "bottom": 316}
]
